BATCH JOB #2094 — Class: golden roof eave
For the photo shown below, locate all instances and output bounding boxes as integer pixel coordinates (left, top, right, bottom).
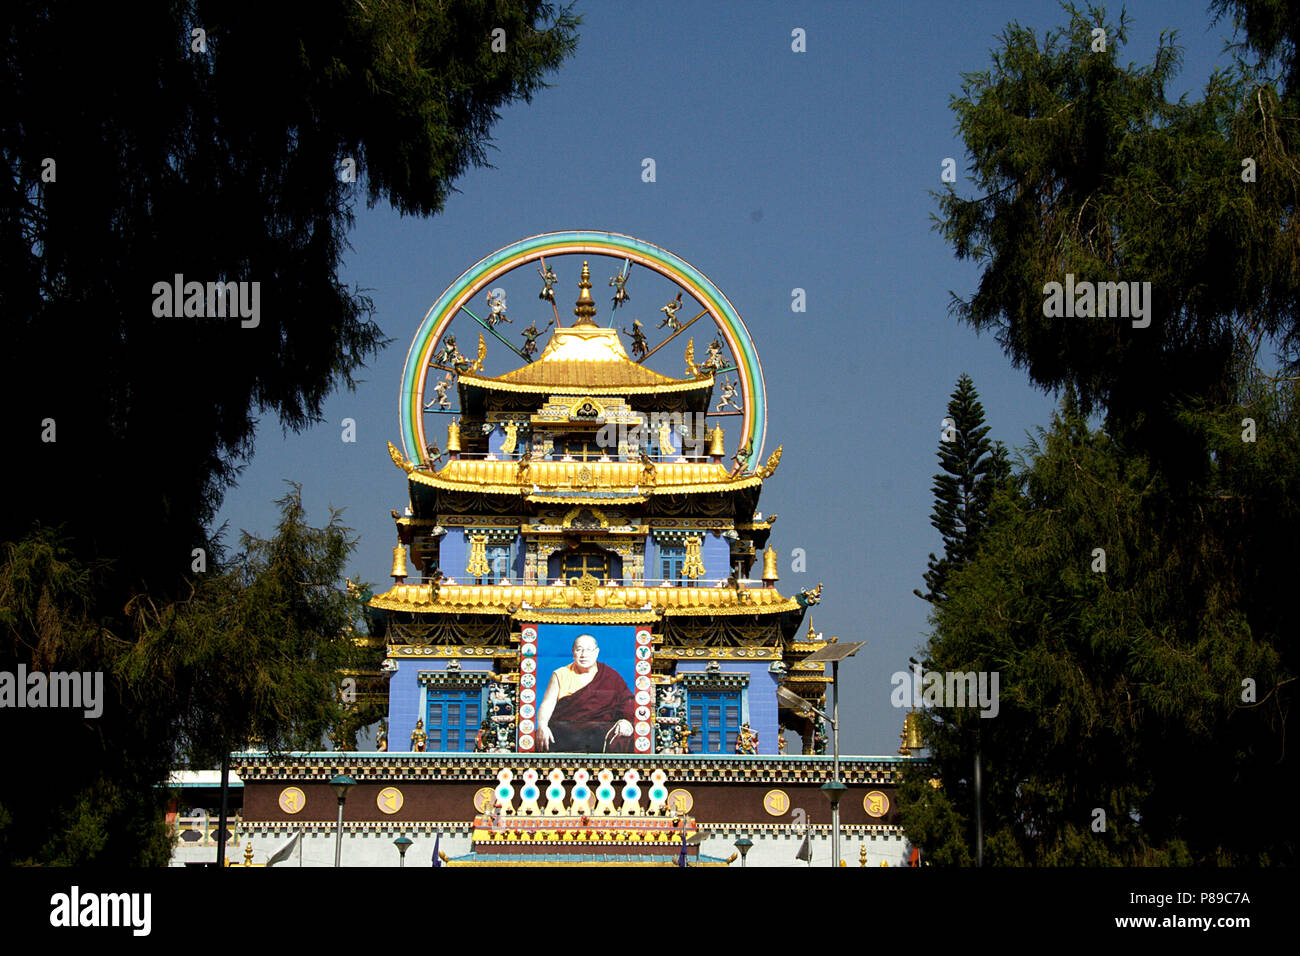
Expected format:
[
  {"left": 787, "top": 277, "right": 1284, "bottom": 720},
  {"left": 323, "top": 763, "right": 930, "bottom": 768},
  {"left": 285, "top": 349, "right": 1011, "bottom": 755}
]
[
  {"left": 457, "top": 371, "right": 713, "bottom": 396},
  {"left": 370, "top": 582, "right": 800, "bottom": 616},
  {"left": 404, "top": 458, "right": 766, "bottom": 495}
]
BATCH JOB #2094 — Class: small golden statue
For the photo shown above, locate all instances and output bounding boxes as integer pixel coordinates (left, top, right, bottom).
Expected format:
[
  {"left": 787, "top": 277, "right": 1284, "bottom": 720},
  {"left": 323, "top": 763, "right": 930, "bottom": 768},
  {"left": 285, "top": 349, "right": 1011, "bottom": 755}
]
[{"left": 410, "top": 718, "right": 427, "bottom": 753}]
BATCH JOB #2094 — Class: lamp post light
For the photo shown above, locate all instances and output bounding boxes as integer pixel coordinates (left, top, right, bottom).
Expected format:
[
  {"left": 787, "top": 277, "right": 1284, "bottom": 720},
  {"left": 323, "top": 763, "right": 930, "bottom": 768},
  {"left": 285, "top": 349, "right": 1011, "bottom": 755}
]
[
  {"left": 330, "top": 774, "right": 356, "bottom": 868},
  {"left": 734, "top": 835, "right": 753, "bottom": 868},
  {"left": 778, "top": 640, "right": 865, "bottom": 867},
  {"left": 393, "top": 835, "right": 413, "bottom": 868}
]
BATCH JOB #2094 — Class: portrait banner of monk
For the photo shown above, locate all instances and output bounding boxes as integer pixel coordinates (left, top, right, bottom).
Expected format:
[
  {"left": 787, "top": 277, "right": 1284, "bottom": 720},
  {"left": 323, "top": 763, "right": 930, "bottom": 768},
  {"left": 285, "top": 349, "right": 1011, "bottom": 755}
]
[{"left": 535, "top": 625, "right": 638, "bottom": 753}]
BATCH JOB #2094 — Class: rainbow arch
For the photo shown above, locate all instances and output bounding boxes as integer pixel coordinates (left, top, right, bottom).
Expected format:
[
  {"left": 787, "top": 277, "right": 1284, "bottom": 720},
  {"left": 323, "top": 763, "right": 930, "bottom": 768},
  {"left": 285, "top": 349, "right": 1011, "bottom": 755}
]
[{"left": 399, "top": 231, "right": 767, "bottom": 468}]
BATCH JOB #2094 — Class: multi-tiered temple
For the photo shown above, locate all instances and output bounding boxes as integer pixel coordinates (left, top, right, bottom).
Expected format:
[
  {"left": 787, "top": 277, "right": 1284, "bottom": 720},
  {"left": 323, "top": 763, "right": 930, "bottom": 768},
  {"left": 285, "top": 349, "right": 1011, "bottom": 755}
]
[
  {"left": 373, "top": 261, "right": 829, "bottom": 761},
  {"left": 226, "top": 233, "right": 911, "bottom": 867}
]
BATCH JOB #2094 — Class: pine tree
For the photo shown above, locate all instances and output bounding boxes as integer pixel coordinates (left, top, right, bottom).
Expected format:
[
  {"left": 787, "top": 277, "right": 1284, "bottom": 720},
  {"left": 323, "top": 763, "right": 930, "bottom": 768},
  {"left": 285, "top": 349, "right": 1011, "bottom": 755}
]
[{"left": 915, "top": 374, "right": 1009, "bottom": 605}]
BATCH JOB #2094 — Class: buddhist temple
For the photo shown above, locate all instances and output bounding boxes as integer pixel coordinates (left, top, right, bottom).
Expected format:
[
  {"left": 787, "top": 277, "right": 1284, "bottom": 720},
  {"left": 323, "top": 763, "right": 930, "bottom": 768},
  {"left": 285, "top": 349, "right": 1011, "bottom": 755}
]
[{"left": 217, "top": 232, "right": 913, "bottom": 867}]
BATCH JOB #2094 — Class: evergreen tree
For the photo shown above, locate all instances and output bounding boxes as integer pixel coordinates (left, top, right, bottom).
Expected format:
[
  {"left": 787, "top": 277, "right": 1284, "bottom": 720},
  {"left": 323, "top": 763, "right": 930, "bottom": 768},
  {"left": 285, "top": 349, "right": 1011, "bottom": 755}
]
[
  {"left": 905, "top": 0, "right": 1300, "bottom": 867},
  {"left": 0, "top": 487, "right": 373, "bottom": 865},
  {"left": 0, "top": 1, "right": 578, "bottom": 864},
  {"left": 915, "top": 374, "right": 1009, "bottom": 605}
]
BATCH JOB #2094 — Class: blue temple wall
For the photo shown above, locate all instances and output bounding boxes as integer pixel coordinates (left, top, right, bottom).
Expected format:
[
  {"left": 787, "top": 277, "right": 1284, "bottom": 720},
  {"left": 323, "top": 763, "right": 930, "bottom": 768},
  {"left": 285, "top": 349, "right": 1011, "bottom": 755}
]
[
  {"left": 673, "top": 660, "right": 782, "bottom": 754},
  {"left": 440, "top": 531, "right": 467, "bottom": 581},
  {"left": 387, "top": 658, "right": 496, "bottom": 748},
  {"left": 701, "top": 534, "right": 729, "bottom": 582}
]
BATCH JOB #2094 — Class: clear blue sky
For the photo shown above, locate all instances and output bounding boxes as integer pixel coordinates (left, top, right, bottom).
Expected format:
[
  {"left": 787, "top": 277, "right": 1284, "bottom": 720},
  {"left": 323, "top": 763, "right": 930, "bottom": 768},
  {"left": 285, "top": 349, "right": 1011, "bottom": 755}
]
[{"left": 214, "top": 1, "right": 1238, "bottom": 753}]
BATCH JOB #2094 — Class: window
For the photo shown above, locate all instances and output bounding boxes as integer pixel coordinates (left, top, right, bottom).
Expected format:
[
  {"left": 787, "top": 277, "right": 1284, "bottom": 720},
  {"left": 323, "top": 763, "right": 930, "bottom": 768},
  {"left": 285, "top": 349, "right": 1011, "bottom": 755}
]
[
  {"left": 690, "top": 690, "right": 742, "bottom": 754},
  {"left": 561, "top": 439, "right": 604, "bottom": 461},
  {"left": 562, "top": 547, "right": 609, "bottom": 583},
  {"left": 486, "top": 544, "right": 511, "bottom": 582},
  {"left": 659, "top": 545, "right": 696, "bottom": 586},
  {"left": 425, "top": 688, "right": 481, "bottom": 752}
]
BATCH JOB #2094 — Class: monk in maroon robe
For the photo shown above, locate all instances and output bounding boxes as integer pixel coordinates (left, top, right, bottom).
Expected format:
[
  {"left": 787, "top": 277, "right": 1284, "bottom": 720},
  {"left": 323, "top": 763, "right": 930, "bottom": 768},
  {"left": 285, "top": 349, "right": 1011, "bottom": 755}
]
[{"left": 538, "top": 634, "right": 637, "bottom": 752}]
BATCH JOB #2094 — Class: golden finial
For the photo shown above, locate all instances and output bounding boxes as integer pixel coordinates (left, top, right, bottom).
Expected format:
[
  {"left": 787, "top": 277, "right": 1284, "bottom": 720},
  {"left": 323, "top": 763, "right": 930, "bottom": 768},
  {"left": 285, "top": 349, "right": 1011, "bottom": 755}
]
[
  {"left": 391, "top": 544, "right": 409, "bottom": 581},
  {"left": 573, "top": 260, "right": 598, "bottom": 327},
  {"left": 447, "top": 418, "right": 461, "bottom": 453},
  {"left": 762, "top": 546, "right": 779, "bottom": 583},
  {"left": 859, "top": 846, "right": 868, "bottom": 867}
]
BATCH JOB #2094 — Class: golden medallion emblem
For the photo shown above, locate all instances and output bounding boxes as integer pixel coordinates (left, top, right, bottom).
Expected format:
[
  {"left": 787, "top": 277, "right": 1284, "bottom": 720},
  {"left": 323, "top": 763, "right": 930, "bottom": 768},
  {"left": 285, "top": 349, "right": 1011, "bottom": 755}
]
[
  {"left": 762, "top": 789, "right": 791, "bottom": 816},
  {"left": 278, "top": 787, "right": 306, "bottom": 815}
]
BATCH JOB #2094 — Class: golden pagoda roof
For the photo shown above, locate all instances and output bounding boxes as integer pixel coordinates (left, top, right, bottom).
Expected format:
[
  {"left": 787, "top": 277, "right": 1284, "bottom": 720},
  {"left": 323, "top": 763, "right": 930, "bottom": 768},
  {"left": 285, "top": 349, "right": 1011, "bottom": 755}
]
[
  {"left": 458, "top": 325, "right": 712, "bottom": 395},
  {"left": 396, "top": 451, "right": 781, "bottom": 495},
  {"left": 370, "top": 582, "right": 802, "bottom": 617}
]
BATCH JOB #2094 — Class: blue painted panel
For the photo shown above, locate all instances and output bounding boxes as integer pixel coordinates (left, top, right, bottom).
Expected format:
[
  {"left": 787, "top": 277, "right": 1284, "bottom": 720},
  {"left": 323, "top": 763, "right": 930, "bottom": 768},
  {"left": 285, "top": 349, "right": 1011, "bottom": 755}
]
[
  {"left": 440, "top": 532, "right": 467, "bottom": 581},
  {"left": 701, "top": 534, "right": 730, "bottom": 583}
]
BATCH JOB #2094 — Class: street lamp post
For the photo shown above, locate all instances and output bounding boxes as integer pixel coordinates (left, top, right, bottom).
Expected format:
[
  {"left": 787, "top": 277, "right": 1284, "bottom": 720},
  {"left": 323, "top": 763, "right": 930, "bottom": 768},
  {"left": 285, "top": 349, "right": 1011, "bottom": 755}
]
[
  {"left": 393, "top": 835, "right": 413, "bottom": 868},
  {"left": 779, "top": 641, "right": 865, "bottom": 867},
  {"left": 734, "top": 835, "right": 753, "bottom": 868},
  {"left": 330, "top": 774, "right": 356, "bottom": 867}
]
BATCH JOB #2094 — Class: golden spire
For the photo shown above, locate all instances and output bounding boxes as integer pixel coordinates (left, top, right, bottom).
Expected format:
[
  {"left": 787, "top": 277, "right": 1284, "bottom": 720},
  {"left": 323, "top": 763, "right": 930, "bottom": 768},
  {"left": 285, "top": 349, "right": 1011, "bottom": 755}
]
[
  {"left": 572, "top": 260, "right": 598, "bottom": 327},
  {"left": 762, "top": 546, "right": 779, "bottom": 584}
]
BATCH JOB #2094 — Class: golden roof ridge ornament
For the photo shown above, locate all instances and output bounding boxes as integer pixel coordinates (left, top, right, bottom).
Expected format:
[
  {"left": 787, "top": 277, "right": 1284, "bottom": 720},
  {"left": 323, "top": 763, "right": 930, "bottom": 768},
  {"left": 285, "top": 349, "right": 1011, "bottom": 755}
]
[{"left": 572, "top": 260, "right": 599, "bottom": 327}]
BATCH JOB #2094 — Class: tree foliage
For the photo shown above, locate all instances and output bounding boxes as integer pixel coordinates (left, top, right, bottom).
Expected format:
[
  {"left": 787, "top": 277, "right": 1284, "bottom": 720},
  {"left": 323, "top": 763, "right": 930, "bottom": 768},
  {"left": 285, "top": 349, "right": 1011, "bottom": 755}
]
[
  {"left": 907, "top": 2, "right": 1299, "bottom": 865},
  {"left": 1, "top": 1, "right": 578, "bottom": 862},
  {"left": 904, "top": 393, "right": 1294, "bottom": 864},
  {"left": 0, "top": 487, "right": 373, "bottom": 865},
  {"left": 934, "top": 3, "right": 1300, "bottom": 474},
  {"left": 915, "top": 373, "right": 1009, "bottom": 605}
]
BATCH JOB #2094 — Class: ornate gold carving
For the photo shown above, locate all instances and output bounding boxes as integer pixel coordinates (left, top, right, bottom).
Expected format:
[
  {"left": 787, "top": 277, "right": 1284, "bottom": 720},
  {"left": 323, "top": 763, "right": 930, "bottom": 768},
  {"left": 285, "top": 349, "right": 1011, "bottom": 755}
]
[
  {"left": 501, "top": 422, "right": 518, "bottom": 456},
  {"left": 684, "top": 337, "right": 701, "bottom": 378},
  {"left": 562, "top": 507, "right": 609, "bottom": 529},
  {"left": 473, "top": 788, "right": 495, "bottom": 813},
  {"left": 575, "top": 572, "right": 599, "bottom": 606},
  {"left": 387, "top": 440, "right": 414, "bottom": 474},
  {"left": 466, "top": 332, "right": 487, "bottom": 374},
  {"left": 759, "top": 445, "right": 784, "bottom": 478},
  {"left": 466, "top": 534, "right": 491, "bottom": 577},
  {"left": 682, "top": 536, "right": 705, "bottom": 579}
]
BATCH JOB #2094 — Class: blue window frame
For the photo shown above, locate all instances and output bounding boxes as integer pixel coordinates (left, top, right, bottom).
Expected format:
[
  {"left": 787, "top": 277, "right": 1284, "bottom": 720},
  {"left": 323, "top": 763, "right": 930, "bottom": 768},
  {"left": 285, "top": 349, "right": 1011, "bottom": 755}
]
[
  {"left": 689, "top": 690, "right": 742, "bottom": 754},
  {"left": 486, "top": 544, "right": 511, "bottom": 582},
  {"left": 425, "top": 688, "right": 482, "bottom": 752},
  {"left": 659, "top": 544, "right": 696, "bottom": 587}
]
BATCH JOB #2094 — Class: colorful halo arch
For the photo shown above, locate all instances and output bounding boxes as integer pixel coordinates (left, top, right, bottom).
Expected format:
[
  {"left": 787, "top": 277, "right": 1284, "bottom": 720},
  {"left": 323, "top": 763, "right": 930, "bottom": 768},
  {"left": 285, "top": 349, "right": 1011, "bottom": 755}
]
[{"left": 399, "top": 230, "right": 767, "bottom": 468}]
